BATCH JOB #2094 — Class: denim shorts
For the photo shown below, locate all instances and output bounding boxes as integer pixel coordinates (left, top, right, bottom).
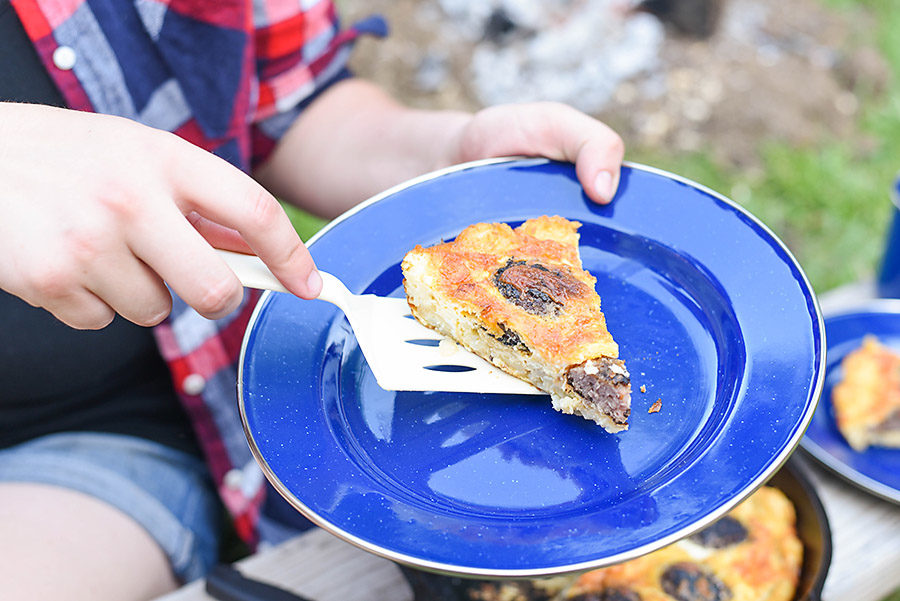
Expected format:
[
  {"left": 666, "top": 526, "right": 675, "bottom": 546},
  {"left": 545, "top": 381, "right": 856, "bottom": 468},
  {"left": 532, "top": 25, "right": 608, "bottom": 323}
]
[{"left": 0, "top": 431, "right": 221, "bottom": 582}]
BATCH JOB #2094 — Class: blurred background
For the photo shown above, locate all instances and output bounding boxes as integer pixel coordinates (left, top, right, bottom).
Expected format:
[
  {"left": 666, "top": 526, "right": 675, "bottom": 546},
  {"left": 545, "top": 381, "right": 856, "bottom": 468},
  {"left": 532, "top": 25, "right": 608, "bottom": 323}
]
[{"left": 300, "top": 0, "right": 899, "bottom": 297}]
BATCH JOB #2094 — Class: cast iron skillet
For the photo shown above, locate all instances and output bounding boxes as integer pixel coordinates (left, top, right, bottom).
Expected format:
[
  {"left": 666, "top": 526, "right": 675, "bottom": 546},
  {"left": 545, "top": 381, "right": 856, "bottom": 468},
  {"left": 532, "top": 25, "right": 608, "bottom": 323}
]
[
  {"left": 768, "top": 456, "right": 833, "bottom": 601},
  {"left": 399, "top": 454, "right": 833, "bottom": 601},
  {"left": 202, "top": 455, "right": 832, "bottom": 601}
]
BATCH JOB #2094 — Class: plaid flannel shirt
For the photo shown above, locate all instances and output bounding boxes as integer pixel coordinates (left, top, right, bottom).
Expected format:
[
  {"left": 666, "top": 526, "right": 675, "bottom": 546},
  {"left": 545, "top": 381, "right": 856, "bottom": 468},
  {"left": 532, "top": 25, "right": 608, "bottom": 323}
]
[{"left": 10, "top": 0, "right": 385, "bottom": 547}]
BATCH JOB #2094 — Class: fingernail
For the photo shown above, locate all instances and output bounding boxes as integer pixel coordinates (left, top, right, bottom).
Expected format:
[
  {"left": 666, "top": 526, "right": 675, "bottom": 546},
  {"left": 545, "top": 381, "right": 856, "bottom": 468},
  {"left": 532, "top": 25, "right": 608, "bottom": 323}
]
[
  {"left": 594, "top": 170, "right": 616, "bottom": 203},
  {"left": 306, "top": 269, "right": 323, "bottom": 298}
]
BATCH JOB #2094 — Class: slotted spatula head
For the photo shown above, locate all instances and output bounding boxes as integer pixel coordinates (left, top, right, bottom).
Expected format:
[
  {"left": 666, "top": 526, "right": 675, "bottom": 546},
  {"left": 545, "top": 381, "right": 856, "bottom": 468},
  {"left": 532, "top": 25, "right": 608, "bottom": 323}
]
[{"left": 218, "top": 250, "right": 542, "bottom": 394}]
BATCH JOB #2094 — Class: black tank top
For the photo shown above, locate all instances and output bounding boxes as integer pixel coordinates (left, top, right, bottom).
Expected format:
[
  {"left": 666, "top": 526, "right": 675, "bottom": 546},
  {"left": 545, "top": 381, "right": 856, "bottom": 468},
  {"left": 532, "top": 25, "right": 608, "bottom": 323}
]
[{"left": 0, "top": 1, "right": 201, "bottom": 456}]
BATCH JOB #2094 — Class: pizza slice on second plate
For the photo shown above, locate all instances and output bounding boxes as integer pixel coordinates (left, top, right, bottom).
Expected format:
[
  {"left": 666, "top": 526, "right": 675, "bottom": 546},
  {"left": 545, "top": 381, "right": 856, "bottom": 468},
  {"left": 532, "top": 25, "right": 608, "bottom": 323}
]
[{"left": 832, "top": 335, "right": 900, "bottom": 451}]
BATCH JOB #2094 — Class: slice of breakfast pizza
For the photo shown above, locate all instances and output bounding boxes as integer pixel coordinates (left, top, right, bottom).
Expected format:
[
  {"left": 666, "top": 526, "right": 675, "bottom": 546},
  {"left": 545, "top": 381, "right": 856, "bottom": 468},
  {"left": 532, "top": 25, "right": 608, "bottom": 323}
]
[
  {"left": 831, "top": 335, "right": 900, "bottom": 451},
  {"left": 401, "top": 215, "right": 631, "bottom": 432}
]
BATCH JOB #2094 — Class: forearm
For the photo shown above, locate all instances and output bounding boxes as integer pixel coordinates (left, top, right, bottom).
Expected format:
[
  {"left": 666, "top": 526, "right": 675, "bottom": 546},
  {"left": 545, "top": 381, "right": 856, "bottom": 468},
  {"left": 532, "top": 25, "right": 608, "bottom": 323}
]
[
  {"left": 254, "top": 77, "right": 626, "bottom": 217},
  {"left": 253, "top": 78, "right": 473, "bottom": 219}
]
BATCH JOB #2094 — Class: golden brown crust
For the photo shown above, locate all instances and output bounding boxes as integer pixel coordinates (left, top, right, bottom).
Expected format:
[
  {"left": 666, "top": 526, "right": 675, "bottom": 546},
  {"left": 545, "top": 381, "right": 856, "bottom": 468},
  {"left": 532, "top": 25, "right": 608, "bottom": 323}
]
[
  {"left": 831, "top": 335, "right": 900, "bottom": 451},
  {"left": 404, "top": 216, "right": 618, "bottom": 370},
  {"left": 401, "top": 488, "right": 802, "bottom": 601},
  {"left": 566, "top": 487, "right": 803, "bottom": 601},
  {"left": 705, "top": 487, "right": 803, "bottom": 601}
]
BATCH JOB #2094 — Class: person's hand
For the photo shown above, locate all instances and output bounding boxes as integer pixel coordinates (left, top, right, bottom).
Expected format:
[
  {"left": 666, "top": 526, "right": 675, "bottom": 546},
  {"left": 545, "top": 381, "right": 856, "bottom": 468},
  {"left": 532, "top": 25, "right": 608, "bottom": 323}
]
[
  {"left": 451, "top": 102, "right": 625, "bottom": 204},
  {"left": 0, "top": 103, "right": 321, "bottom": 330}
]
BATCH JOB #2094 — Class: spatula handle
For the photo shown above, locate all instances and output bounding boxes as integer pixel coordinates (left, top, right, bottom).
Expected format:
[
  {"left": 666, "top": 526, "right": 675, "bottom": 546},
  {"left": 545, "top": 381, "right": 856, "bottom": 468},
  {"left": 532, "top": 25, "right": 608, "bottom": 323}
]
[{"left": 215, "top": 249, "right": 351, "bottom": 311}]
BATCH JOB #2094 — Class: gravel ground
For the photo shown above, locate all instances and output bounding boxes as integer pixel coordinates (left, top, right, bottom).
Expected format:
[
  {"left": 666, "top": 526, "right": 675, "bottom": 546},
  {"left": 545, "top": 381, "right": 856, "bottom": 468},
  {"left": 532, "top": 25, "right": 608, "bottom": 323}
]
[{"left": 341, "top": 0, "right": 890, "bottom": 170}]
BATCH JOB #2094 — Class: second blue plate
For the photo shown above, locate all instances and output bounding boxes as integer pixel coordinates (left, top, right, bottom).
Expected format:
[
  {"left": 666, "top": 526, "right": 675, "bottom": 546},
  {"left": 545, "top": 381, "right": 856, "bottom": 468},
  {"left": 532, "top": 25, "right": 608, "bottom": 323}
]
[{"left": 801, "top": 302, "right": 900, "bottom": 504}]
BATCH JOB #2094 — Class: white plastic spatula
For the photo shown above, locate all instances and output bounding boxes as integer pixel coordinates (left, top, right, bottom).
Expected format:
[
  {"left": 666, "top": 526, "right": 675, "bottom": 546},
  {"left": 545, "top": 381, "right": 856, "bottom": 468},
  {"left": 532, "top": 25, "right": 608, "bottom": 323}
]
[{"left": 218, "top": 249, "right": 542, "bottom": 394}]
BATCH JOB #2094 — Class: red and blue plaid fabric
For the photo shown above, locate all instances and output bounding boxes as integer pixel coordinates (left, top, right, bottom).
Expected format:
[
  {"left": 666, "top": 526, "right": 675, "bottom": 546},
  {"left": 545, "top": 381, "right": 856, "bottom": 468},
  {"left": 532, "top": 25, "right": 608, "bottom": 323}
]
[{"left": 10, "top": 0, "right": 385, "bottom": 546}]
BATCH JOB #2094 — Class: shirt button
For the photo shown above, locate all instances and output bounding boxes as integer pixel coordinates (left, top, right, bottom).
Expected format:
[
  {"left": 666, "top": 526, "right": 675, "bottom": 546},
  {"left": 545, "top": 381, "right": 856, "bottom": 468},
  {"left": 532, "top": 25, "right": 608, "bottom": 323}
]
[
  {"left": 52, "top": 46, "right": 77, "bottom": 71},
  {"left": 182, "top": 373, "right": 206, "bottom": 395},
  {"left": 224, "top": 468, "right": 243, "bottom": 490}
]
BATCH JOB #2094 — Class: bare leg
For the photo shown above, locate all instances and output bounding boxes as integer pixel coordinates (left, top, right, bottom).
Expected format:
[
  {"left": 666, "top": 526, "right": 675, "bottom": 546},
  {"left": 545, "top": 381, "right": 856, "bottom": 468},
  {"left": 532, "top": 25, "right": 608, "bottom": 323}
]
[{"left": 0, "top": 482, "right": 179, "bottom": 601}]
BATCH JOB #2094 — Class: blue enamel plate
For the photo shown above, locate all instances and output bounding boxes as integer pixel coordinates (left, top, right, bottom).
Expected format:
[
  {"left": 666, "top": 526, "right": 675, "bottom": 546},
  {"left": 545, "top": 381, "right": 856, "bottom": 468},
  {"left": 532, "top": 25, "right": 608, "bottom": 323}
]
[
  {"left": 800, "top": 302, "right": 900, "bottom": 504},
  {"left": 239, "top": 159, "right": 824, "bottom": 577}
]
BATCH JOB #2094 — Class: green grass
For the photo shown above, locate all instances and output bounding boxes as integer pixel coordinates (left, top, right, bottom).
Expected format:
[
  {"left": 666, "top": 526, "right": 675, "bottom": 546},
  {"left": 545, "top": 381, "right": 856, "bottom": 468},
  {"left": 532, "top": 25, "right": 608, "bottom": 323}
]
[
  {"left": 631, "top": 0, "right": 900, "bottom": 295},
  {"left": 630, "top": 140, "right": 896, "bottom": 295},
  {"left": 283, "top": 204, "right": 328, "bottom": 242}
]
